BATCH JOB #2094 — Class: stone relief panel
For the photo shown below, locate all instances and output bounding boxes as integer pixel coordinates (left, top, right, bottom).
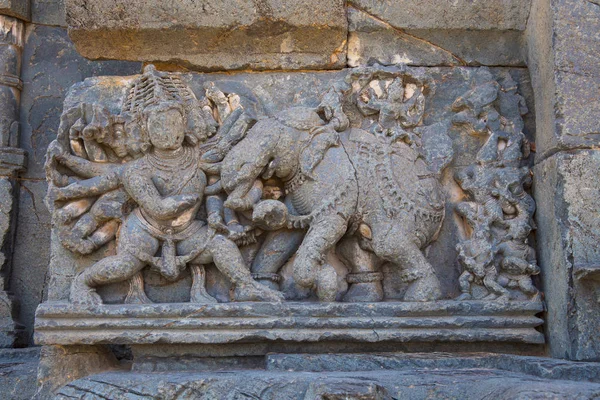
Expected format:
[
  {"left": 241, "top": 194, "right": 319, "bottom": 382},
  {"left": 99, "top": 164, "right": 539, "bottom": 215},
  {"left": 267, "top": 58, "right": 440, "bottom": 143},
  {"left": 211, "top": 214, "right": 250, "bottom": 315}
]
[
  {"left": 42, "top": 64, "right": 540, "bottom": 306},
  {"left": 36, "top": 64, "right": 543, "bottom": 347}
]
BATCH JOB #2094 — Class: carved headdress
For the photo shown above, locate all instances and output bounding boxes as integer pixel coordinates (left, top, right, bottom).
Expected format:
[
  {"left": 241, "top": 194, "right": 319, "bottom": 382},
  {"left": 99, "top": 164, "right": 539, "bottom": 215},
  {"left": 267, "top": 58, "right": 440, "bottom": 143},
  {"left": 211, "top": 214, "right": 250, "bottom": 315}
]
[{"left": 122, "top": 65, "right": 217, "bottom": 154}]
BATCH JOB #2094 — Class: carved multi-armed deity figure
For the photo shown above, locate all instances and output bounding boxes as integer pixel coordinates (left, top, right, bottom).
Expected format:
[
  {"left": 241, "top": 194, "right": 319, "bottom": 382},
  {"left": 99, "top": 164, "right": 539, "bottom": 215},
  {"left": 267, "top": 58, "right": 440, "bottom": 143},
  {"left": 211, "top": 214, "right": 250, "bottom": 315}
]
[
  {"left": 453, "top": 71, "right": 539, "bottom": 302},
  {"left": 46, "top": 66, "right": 283, "bottom": 305}
]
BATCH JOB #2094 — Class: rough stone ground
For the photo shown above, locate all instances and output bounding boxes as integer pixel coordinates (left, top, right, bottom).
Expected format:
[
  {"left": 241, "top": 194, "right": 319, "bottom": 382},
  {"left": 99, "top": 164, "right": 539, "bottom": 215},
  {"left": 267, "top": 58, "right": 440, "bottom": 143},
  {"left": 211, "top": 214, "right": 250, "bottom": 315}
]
[
  {"left": 0, "top": 352, "right": 594, "bottom": 399},
  {"left": 0, "top": 348, "right": 40, "bottom": 400},
  {"left": 56, "top": 361, "right": 600, "bottom": 399}
]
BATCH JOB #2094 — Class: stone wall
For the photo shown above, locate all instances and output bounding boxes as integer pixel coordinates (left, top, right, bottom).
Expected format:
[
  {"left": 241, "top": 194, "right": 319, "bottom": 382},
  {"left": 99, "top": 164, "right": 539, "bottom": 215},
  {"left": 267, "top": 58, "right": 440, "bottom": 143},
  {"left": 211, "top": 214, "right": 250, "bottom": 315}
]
[{"left": 0, "top": 0, "right": 597, "bottom": 372}]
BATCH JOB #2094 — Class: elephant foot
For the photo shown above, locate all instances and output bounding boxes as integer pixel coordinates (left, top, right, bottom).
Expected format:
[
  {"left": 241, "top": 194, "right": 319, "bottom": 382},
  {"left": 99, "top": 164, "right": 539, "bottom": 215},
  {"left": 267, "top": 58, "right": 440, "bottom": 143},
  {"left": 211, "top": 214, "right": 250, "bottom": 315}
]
[
  {"left": 343, "top": 282, "right": 383, "bottom": 302},
  {"left": 251, "top": 272, "right": 281, "bottom": 291},
  {"left": 454, "top": 292, "right": 473, "bottom": 301},
  {"left": 403, "top": 271, "right": 442, "bottom": 302},
  {"left": 343, "top": 272, "right": 384, "bottom": 302},
  {"left": 316, "top": 263, "right": 338, "bottom": 302},
  {"left": 317, "top": 263, "right": 338, "bottom": 302},
  {"left": 234, "top": 281, "right": 285, "bottom": 303}
]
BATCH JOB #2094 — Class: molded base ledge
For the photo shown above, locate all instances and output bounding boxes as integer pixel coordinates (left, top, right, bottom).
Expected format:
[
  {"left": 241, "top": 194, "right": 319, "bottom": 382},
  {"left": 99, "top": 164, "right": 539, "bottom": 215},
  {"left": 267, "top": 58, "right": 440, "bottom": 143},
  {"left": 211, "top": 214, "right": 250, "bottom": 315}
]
[{"left": 34, "top": 301, "right": 544, "bottom": 346}]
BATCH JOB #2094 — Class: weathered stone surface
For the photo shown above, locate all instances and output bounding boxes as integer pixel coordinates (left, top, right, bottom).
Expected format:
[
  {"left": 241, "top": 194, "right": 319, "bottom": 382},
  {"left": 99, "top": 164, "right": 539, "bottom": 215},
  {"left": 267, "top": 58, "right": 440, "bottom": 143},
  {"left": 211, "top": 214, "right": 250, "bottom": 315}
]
[
  {"left": 348, "top": 7, "right": 526, "bottom": 67},
  {"left": 349, "top": 0, "right": 531, "bottom": 30},
  {"left": 0, "top": 178, "right": 21, "bottom": 348},
  {"left": 0, "top": 0, "right": 30, "bottom": 21},
  {"left": 31, "top": 0, "right": 66, "bottom": 27},
  {"left": 65, "top": 0, "right": 347, "bottom": 71},
  {"left": 9, "top": 25, "right": 140, "bottom": 344},
  {"left": 34, "top": 301, "right": 545, "bottom": 346},
  {"left": 266, "top": 352, "right": 600, "bottom": 383},
  {"left": 527, "top": 0, "right": 600, "bottom": 158},
  {"left": 40, "top": 66, "right": 534, "bottom": 310},
  {"left": 35, "top": 344, "right": 118, "bottom": 399},
  {"left": 0, "top": 348, "right": 40, "bottom": 400},
  {"left": 534, "top": 150, "right": 600, "bottom": 361},
  {"left": 56, "top": 363, "right": 600, "bottom": 399}
]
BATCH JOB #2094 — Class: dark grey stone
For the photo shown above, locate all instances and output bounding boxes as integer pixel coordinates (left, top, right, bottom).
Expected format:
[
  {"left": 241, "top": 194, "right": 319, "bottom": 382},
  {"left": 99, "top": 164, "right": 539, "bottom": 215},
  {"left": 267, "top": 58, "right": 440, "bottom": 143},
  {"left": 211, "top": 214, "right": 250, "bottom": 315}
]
[
  {"left": 0, "top": 348, "right": 40, "bottom": 400},
  {"left": 534, "top": 150, "right": 600, "bottom": 361},
  {"left": 0, "top": 0, "right": 30, "bottom": 21},
  {"left": 31, "top": 0, "right": 66, "bottom": 27},
  {"left": 526, "top": 0, "right": 600, "bottom": 158},
  {"left": 55, "top": 362, "right": 600, "bottom": 399}
]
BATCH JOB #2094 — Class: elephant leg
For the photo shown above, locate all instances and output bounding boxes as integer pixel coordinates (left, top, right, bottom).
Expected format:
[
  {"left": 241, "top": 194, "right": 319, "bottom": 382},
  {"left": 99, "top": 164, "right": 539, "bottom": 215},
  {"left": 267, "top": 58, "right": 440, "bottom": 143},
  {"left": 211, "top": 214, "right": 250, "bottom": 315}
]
[
  {"left": 337, "top": 236, "right": 383, "bottom": 302},
  {"left": 371, "top": 223, "right": 442, "bottom": 302},
  {"left": 293, "top": 214, "right": 347, "bottom": 302}
]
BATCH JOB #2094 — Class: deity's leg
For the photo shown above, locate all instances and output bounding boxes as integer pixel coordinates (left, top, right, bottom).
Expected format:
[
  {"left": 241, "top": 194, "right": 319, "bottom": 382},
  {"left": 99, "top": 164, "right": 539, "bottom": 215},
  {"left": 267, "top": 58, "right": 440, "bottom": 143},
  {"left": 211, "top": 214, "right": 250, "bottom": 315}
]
[
  {"left": 209, "top": 234, "right": 285, "bottom": 302},
  {"left": 70, "top": 214, "right": 159, "bottom": 305}
]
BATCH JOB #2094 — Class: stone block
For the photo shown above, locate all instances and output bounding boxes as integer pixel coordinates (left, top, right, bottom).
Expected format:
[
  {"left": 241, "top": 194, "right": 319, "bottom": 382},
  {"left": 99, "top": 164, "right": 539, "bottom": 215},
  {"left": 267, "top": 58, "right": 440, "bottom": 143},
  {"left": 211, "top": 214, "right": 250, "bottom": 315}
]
[
  {"left": 0, "top": 348, "right": 40, "bottom": 400},
  {"left": 31, "top": 0, "right": 66, "bottom": 27},
  {"left": 53, "top": 362, "right": 600, "bottom": 399},
  {"left": 534, "top": 150, "right": 600, "bottom": 361},
  {"left": 527, "top": 0, "right": 600, "bottom": 158},
  {"left": 35, "top": 344, "right": 118, "bottom": 398},
  {"left": 348, "top": 7, "right": 527, "bottom": 67},
  {"left": 349, "top": 0, "right": 531, "bottom": 30},
  {"left": 64, "top": 0, "right": 347, "bottom": 71},
  {"left": 0, "top": 0, "right": 30, "bottom": 21}
]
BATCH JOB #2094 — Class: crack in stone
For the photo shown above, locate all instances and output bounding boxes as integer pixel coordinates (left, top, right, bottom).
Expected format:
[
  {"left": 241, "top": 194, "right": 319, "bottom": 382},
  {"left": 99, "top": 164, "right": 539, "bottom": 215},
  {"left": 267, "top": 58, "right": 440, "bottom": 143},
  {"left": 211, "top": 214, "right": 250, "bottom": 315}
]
[{"left": 346, "top": 3, "right": 468, "bottom": 66}]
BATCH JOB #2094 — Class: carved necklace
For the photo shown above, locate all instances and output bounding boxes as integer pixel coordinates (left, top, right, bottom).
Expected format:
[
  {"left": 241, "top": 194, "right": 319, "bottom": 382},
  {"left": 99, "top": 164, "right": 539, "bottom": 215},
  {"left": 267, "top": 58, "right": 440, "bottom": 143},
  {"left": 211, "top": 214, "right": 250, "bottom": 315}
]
[{"left": 146, "top": 146, "right": 197, "bottom": 172}]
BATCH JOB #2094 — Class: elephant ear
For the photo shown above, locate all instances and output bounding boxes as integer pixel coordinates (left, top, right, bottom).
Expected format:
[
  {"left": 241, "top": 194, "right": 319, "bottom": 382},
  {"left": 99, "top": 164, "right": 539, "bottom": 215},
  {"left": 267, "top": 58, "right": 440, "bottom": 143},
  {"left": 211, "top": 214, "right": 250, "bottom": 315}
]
[{"left": 299, "top": 127, "right": 340, "bottom": 178}]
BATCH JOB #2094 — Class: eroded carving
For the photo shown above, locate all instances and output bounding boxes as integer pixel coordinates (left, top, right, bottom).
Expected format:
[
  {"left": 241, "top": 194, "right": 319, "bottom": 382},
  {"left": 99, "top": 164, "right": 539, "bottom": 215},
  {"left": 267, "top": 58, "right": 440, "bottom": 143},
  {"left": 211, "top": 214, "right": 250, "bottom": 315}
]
[
  {"left": 44, "top": 65, "right": 542, "bottom": 308},
  {"left": 452, "top": 73, "right": 539, "bottom": 302},
  {"left": 46, "top": 66, "right": 283, "bottom": 305}
]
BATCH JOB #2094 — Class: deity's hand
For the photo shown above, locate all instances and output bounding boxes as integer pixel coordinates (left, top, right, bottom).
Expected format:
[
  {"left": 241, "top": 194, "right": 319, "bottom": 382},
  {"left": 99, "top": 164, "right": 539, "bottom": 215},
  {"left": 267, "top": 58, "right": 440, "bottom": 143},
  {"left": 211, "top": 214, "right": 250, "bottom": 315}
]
[
  {"left": 46, "top": 141, "right": 68, "bottom": 162},
  {"left": 208, "top": 212, "right": 229, "bottom": 234},
  {"left": 164, "top": 194, "right": 200, "bottom": 215}
]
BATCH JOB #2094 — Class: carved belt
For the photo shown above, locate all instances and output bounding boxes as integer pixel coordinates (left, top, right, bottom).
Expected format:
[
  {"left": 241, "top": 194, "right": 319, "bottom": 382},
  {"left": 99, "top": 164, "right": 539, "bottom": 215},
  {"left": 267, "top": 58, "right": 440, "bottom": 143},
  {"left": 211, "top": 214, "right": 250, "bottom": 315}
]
[{"left": 128, "top": 209, "right": 208, "bottom": 280}]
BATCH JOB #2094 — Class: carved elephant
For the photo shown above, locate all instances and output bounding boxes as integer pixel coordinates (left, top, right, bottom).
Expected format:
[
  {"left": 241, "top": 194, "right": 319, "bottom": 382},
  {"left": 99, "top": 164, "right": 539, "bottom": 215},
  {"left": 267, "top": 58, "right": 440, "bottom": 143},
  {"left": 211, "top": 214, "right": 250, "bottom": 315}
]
[{"left": 220, "top": 106, "right": 445, "bottom": 302}]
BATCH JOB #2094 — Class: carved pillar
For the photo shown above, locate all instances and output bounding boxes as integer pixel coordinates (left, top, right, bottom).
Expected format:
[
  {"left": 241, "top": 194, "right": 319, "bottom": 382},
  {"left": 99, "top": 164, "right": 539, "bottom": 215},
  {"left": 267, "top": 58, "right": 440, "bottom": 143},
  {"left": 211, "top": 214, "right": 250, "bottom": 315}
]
[{"left": 0, "top": 15, "right": 26, "bottom": 347}]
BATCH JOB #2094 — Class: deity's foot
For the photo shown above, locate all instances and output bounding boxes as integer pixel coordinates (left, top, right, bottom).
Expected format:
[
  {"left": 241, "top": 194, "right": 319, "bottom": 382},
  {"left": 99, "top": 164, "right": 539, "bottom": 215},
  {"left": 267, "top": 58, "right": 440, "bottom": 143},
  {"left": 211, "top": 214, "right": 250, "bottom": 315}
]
[
  {"left": 403, "top": 272, "right": 442, "bottom": 302},
  {"left": 70, "top": 276, "right": 103, "bottom": 306},
  {"left": 490, "top": 294, "right": 510, "bottom": 303},
  {"left": 234, "top": 281, "right": 285, "bottom": 303},
  {"left": 191, "top": 288, "right": 218, "bottom": 304},
  {"left": 125, "top": 272, "right": 153, "bottom": 304},
  {"left": 190, "top": 265, "right": 218, "bottom": 303},
  {"left": 454, "top": 293, "right": 473, "bottom": 301}
]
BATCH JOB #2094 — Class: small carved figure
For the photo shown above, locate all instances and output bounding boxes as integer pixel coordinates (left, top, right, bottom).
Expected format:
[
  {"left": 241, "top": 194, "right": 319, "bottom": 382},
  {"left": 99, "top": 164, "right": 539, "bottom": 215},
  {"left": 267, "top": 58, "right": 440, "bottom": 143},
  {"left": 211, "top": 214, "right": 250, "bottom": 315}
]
[
  {"left": 496, "top": 221, "right": 540, "bottom": 301},
  {"left": 453, "top": 71, "right": 539, "bottom": 302},
  {"left": 455, "top": 234, "right": 499, "bottom": 301}
]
